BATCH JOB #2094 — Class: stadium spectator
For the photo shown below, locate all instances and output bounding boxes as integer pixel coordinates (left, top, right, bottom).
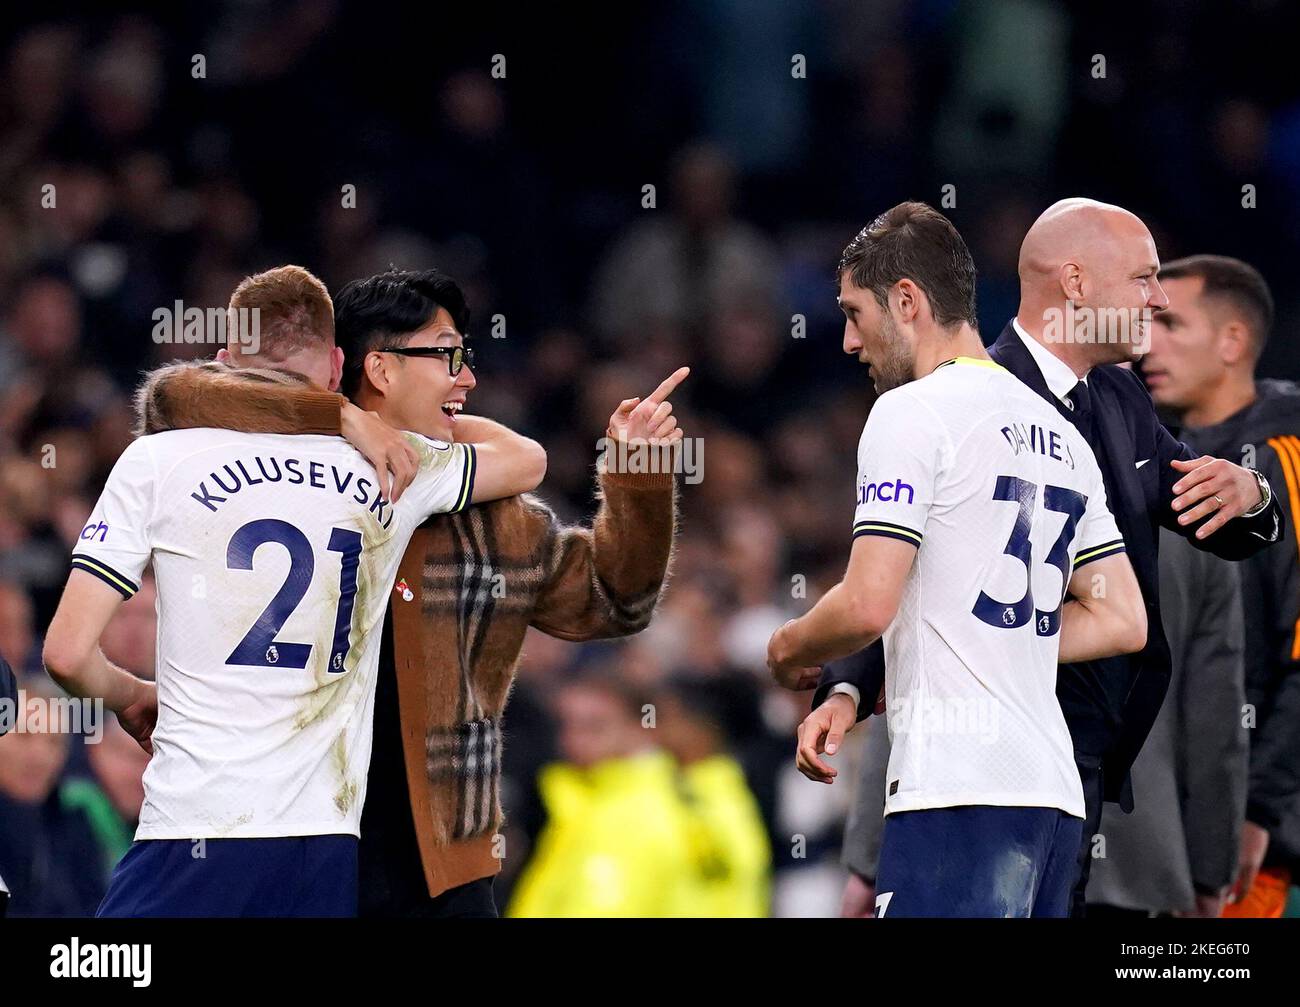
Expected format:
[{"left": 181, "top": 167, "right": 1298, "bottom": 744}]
[
  {"left": 0, "top": 680, "right": 105, "bottom": 916},
  {"left": 655, "top": 675, "right": 772, "bottom": 917},
  {"left": 507, "top": 675, "right": 697, "bottom": 917},
  {"left": 63, "top": 715, "right": 149, "bottom": 882}
]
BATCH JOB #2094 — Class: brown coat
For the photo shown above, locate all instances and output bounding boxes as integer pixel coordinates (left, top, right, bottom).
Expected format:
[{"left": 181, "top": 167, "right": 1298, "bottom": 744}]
[{"left": 137, "top": 361, "right": 677, "bottom": 896}]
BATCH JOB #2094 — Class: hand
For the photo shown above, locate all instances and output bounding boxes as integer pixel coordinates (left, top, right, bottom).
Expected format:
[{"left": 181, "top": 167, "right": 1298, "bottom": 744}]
[
  {"left": 341, "top": 402, "right": 420, "bottom": 503},
  {"left": 841, "top": 872, "right": 876, "bottom": 919},
  {"left": 118, "top": 681, "right": 158, "bottom": 756},
  {"left": 609, "top": 367, "right": 690, "bottom": 445},
  {"left": 795, "top": 693, "right": 857, "bottom": 783},
  {"left": 766, "top": 620, "right": 820, "bottom": 690},
  {"left": 1170, "top": 456, "right": 1263, "bottom": 540},
  {"left": 1228, "top": 820, "right": 1270, "bottom": 904}
]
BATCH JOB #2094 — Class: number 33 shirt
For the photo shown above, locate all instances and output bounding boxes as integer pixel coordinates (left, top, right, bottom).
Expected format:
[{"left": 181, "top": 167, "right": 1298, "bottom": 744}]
[
  {"left": 72, "top": 429, "right": 476, "bottom": 840},
  {"left": 852, "top": 358, "right": 1125, "bottom": 819}
]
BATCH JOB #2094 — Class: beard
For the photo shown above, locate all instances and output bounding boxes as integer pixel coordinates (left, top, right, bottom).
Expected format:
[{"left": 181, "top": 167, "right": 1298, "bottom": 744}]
[{"left": 871, "top": 311, "right": 916, "bottom": 393}]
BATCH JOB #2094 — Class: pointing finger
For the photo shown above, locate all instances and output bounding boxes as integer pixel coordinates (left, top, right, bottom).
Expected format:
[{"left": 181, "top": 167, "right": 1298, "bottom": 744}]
[{"left": 644, "top": 366, "right": 690, "bottom": 405}]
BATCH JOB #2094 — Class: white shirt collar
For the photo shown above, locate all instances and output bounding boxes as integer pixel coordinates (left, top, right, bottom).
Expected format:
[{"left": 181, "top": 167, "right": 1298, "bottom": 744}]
[{"left": 1011, "top": 318, "right": 1087, "bottom": 403}]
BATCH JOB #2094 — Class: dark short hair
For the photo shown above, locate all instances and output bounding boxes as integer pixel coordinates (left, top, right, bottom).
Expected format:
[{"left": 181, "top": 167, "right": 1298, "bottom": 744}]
[
  {"left": 1159, "top": 254, "right": 1274, "bottom": 356},
  {"left": 837, "top": 201, "right": 978, "bottom": 328},
  {"left": 333, "top": 268, "right": 470, "bottom": 397}
]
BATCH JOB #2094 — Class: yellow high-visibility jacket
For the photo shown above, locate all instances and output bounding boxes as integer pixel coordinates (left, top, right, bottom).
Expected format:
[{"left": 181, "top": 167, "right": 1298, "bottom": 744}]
[
  {"left": 677, "top": 755, "right": 771, "bottom": 918},
  {"left": 508, "top": 750, "right": 699, "bottom": 918}
]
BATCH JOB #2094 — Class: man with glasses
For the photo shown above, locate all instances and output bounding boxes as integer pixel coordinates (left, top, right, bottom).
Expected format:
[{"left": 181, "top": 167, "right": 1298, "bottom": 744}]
[
  {"left": 136, "top": 267, "right": 686, "bottom": 917},
  {"left": 43, "top": 266, "right": 548, "bottom": 917}
]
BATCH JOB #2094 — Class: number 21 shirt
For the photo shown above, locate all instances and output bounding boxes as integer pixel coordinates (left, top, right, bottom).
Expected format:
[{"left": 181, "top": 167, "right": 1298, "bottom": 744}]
[{"left": 72, "top": 428, "right": 475, "bottom": 839}]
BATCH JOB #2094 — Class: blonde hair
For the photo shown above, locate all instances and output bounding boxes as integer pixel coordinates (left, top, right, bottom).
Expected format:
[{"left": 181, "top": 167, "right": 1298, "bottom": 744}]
[{"left": 226, "top": 265, "right": 334, "bottom": 359}]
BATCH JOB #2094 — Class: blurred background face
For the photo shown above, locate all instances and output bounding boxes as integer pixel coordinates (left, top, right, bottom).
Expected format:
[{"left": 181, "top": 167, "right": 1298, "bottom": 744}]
[
  {"left": 11, "top": 276, "right": 81, "bottom": 364},
  {"left": 0, "top": 697, "right": 69, "bottom": 803},
  {"left": 1076, "top": 223, "right": 1167, "bottom": 364},
  {"left": 1144, "top": 275, "right": 1229, "bottom": 413},
  {"left": 0, "top": 581, "right": 34, "bottom": 669},
  {"left": 555, "top": 683, "right": 642, "bottom": 769},
  {"left": 653, "top": 691, "right": 719, "bottom": 763},
  {"left": 370, "top": 308, "right": 476, "bottom": 442},
  {"left": 838, "top": 274, "right": 913, "bottom": 393}
]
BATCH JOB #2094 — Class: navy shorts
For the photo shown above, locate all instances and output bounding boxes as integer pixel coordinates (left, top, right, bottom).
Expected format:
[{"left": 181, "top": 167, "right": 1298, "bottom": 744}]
[
  {"left": 96, "top": 835, "right": 358, "bottom": 918},
  {"left": 875, "top": 805, "right": 1083, "bottom": 918}
]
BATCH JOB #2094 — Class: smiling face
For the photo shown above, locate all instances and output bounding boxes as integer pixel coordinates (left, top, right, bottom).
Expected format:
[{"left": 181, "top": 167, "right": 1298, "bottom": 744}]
[
  {"left": 1073, "top": 217, "right": 1168, "bottom": 364},
  {"left": 361, "top": 307, "right": 476, "bottom": 441},
  {"left": 838, "top": 273, "right": 915, "bottom": 394}
]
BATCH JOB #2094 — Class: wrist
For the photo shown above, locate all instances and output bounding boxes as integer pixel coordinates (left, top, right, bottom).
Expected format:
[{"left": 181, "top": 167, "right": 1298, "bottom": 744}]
[
  {"left": 826, "top": 691, "right": 856, "bottom": 714},
  {"left": 826, "top": 682, "right": 862, "bottom": 715},
  {"left": 1241, "top": 468, "right": 1271, "bottom": 518},
  {"left": 109, "top": 669, "right": 149, "bottom": 713}
]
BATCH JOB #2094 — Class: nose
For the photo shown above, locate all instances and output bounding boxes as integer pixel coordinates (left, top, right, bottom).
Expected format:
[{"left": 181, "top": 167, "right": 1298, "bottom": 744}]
[
  {"left": 457, "top": 364, "right": 477, "bottom": 390},
  {"left": 1148, "top": 276, "right": 1169, "bottom": 311},
  {"left": 842, "top": 324, "right": 860, "bottom": 355}
]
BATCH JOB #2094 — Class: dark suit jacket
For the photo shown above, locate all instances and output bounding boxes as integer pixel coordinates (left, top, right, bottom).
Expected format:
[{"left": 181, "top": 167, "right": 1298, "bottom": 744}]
[{"left": 816, "top": 322, "right": 1284, "bottom": 809}]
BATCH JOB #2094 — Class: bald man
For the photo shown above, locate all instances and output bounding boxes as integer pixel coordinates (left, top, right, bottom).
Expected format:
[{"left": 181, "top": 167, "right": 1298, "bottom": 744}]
[{"left": 807, "top": 198, "right": 1284, "bottom": 916}]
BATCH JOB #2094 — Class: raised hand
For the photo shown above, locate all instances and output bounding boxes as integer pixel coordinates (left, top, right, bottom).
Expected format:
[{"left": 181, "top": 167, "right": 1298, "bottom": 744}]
[{"left": 608, "top": 366, "right": 690, "bottom": 445}]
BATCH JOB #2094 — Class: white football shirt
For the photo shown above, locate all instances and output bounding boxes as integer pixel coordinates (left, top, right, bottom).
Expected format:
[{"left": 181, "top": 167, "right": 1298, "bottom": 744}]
[
  {"left": 852, "top": 358, "right": 1124, "bottom": 819},
  {"left": 72, "top": 429, "right": 476, "bottom": 840}
]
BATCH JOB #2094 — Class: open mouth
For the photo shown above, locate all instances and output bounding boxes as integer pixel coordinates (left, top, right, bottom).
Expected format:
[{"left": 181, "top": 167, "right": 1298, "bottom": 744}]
[{"left": 441, "top": 400, "right": 464, "bottom": 420}]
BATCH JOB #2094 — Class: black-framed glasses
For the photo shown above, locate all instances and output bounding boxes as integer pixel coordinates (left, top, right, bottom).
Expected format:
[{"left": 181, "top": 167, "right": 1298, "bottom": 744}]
[{"left": 377, "top": 344, "right": 475, "bottom": 376}]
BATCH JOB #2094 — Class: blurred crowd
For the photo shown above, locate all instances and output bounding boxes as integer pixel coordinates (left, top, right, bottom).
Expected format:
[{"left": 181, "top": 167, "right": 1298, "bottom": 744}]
[{"left": 3, "top": 1, "right": 1300, "bottom": 916}]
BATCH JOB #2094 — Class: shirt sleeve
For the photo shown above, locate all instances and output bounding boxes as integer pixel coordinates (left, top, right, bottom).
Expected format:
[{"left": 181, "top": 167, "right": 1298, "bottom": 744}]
[
  {"left": 851, "top": 389, "right": 942, "bottom": 548},
  {"left": 1072, "top": 447, "right": 1126, "bottom": 571},
  {"left": 402, "top": 435, "right": 477, "bottom": 519},
  {"left": 70, "top": 437, "right": 157, "bottom": 599}
]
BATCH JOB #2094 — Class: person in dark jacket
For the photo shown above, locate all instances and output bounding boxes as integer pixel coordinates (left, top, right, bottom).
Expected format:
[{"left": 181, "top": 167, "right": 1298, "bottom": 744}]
[
  {"left": 836, "top": 529, "right": 1248, "bottom": 919},
  {"left": 0, "top": 678, "right": 106, "bottom": 916},
  {"left": 792, "top": 199, "right": 1284, "bottom": 917},
  {"left": 1144, "top": 254, "right": 1300, "bottom": 915}
]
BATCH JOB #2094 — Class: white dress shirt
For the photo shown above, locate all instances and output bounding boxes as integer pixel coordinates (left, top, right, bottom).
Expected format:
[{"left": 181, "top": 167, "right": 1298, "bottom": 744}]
[{"left": 1011, "top": 317, "right": 1089, "bottom": 406}]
